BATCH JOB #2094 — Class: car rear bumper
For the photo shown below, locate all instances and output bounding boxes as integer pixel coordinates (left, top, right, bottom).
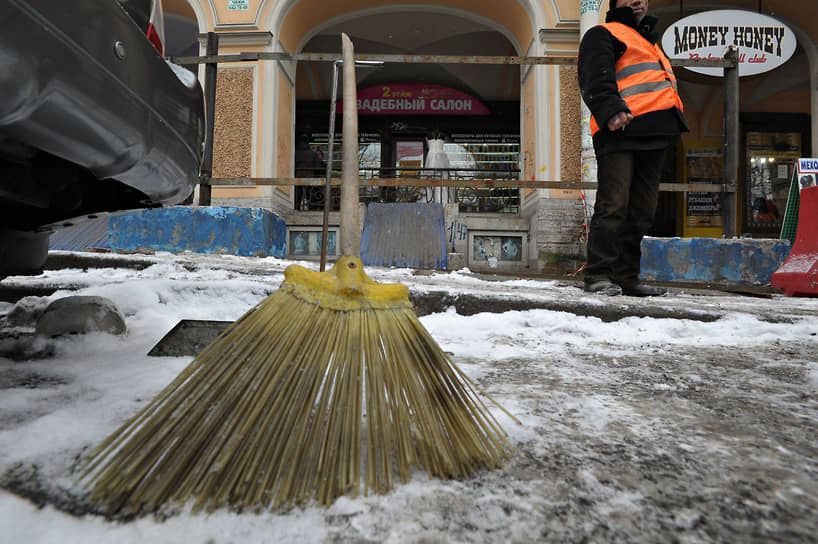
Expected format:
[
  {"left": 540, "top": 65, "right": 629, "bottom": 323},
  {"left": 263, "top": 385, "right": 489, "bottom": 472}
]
[{"left": 0, "top": 0, "right": 205, "bottom": 205}]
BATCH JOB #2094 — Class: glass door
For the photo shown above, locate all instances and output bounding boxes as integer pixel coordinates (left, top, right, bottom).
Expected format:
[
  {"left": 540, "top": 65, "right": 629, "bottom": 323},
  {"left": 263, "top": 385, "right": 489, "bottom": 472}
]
[{"left": 744, "top": 131, "right": 801, "bottom": 235}]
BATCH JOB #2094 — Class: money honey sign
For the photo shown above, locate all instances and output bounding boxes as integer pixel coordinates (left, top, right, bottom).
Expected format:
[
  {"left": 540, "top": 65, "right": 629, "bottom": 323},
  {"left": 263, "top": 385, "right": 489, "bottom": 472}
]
[{"left": 661, "top": 10, "right": 797, "bottom": 77}]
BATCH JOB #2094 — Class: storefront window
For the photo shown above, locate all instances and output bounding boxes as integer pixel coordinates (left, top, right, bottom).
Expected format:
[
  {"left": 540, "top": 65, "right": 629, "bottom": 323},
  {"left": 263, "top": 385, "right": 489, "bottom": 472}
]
[
  {"left": 302, "top": 131, "right": 521, "bottom": 213},
  {"left": 745, "top": 132, "right": 801, "bottom": 233},
  {"left": 448, "top": 135, "right": 520, "bottom": 213},
  {"left": 306, "top": 133, "right": 382, "bottom": 209}
]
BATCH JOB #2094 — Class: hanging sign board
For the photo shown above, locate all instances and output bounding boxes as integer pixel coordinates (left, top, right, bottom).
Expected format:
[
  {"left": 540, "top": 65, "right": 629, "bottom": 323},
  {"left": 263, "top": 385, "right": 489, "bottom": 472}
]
[
  {"left": 661, "top": 10, "right": 797, "bottom": 76},
  {"left": 337, "top": 84, "right": 490, "bottom": 115}
]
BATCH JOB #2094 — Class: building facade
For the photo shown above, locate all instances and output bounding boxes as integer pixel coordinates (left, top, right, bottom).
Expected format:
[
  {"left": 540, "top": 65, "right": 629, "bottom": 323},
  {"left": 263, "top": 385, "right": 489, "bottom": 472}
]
[{"left": 161, "top": 0, "right": 818, "bottom": 272}]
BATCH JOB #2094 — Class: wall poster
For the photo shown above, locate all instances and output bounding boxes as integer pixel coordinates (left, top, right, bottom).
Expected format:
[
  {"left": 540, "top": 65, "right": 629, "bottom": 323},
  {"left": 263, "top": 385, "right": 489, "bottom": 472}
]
[
  {"left": 684, "top": 143, "right": 723, "bottom": 228},
  {"left": 797, "top": 158, "right": 818, "bottom": 191},
  {"left": 228, "top": 0, "right": 248, "bottom": 10}
]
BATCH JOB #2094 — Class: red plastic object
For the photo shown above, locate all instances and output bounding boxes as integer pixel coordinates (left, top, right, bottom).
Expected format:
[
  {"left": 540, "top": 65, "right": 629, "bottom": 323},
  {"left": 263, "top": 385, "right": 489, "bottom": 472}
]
[{"left": 772, "top": 185, "right": 818, "bottom": 296}]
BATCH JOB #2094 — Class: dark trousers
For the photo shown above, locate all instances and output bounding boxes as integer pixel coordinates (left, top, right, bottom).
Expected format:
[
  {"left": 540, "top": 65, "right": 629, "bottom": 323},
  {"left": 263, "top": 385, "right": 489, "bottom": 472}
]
[{"left": 585, "top": 148, "right": 666, "bottom": 288}]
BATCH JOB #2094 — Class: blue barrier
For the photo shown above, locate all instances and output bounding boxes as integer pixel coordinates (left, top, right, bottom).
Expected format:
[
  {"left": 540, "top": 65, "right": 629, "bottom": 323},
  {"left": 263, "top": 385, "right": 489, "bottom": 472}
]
[
  {"left": 109, "top": 206, "right": 286, "bottom": 257},
  {"left": 641, "top": 237, "right": 792, "bottom": 285}
]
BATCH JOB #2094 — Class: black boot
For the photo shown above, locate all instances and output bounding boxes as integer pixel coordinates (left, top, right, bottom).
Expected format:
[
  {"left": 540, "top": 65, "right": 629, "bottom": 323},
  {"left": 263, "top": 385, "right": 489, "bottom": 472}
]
[{"left": 584, "top": 280, "right": 623, "bottom": 296}]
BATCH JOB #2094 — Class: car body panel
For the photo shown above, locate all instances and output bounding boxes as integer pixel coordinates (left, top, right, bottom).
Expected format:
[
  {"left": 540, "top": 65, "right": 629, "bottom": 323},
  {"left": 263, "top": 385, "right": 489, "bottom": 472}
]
[
  {"left": 0, "top": 0, "right": 204, "bottom": 206},
  {"left": 0, "top": 0, "right": 205, "bottom": 277}
]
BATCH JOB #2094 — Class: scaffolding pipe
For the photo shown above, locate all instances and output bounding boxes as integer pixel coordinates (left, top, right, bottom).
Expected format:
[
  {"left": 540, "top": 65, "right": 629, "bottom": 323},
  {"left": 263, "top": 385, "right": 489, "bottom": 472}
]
[
  {"left": 722, "top": 46, "right": 741, "bottom": 237},
  {"left": 198, "top": 32, "right": 218, "bottom": 207},
  {"left": 171, "top": 51, "right": 729, "bottom": 68},
  {"left": 209, "top": 177, "right": 735, "bottom": 193},
  {"left": 320, "top": 60, "right": 341, "bottom": 271}
]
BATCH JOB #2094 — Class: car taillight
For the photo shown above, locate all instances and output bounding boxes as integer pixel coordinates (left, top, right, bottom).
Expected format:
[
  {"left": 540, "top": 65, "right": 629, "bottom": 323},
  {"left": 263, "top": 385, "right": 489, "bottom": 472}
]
[
  {"left": 147, "top": 23, "right": 164, "bottom": 56},
  {"left": 148, "top": 0, "right": 165, "bottom": 56}
]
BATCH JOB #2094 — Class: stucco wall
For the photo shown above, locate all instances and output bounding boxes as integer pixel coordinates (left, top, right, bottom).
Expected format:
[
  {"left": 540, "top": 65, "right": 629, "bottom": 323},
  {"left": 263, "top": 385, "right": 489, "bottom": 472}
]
[
  {"left": 277, "top": 0, "right": 533, "bottom": 54},
  {"left": 276, "top": 72, "right": 293, "bottom": 182},
  {"left": 560, "top": 65, "right": 581, "bottom": 182},
  {"left": 213, "top": 68, "right": 254, "bottom": 179}
]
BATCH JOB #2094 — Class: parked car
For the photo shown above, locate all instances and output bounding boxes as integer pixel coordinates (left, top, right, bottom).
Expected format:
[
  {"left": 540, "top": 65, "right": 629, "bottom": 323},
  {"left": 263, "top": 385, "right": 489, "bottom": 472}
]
[{"left": 0, "top": 0, "right": 205, "bottom": 277}]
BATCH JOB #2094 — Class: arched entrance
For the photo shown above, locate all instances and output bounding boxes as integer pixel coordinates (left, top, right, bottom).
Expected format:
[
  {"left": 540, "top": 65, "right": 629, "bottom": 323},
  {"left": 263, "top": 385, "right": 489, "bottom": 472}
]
[
  {"left": 261, "top": 0, "right": 552, "bottom": 200},
  {"left": 293, "top": 9, "right": 523, "bottom": 212},
  {"left": 174, "top": 0, "right": 589, "bottom": 272}
]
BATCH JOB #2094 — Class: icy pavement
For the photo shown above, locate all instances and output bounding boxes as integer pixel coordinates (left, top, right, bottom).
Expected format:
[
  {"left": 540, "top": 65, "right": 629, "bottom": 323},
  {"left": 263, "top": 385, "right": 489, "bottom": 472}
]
[{"left": 1, "top": 250, "right": 817, "bottom": 543}]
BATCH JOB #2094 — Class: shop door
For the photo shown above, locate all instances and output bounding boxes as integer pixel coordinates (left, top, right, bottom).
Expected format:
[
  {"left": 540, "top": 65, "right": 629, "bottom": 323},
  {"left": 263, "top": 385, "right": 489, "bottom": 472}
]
[
  {"left": 745, "top": 133, "right": 799, "bottom": 235},
  {"left": 741, "top": 114, "right": 811, "bottom": 237}
]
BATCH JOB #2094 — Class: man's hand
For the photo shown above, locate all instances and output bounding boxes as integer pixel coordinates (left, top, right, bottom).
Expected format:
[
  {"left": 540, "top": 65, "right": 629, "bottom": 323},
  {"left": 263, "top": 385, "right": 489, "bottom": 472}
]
[{"left": 607, "top": 111, "right": 633, "bottom": 131}]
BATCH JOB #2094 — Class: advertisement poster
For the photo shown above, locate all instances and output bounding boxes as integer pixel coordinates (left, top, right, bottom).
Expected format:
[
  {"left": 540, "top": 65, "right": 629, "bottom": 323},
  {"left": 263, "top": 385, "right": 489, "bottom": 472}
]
[
  {"left": 797, "top": 158, "right": 818, "bottom": 191},
  {"left": 684, "top": 144, "right": 723, "bottom": 228}
]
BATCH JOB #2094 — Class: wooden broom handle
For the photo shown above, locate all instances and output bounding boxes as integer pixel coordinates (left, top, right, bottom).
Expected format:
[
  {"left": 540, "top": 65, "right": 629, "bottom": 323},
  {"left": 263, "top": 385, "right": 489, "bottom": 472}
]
[{"left": 340, "top": 33, "right": 361, "bottom": 257}]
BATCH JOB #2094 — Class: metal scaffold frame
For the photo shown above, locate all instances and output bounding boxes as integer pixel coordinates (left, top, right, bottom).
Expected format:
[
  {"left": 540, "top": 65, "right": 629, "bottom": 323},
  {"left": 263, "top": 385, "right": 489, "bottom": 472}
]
[{"left": 175, "top": 38, "right": 740, "bottom": 235}]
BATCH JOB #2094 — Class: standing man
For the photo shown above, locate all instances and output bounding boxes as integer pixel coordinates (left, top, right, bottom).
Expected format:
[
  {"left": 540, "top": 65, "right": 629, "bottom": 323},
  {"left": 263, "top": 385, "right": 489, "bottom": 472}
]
[{"left": 578, "top": 0, "right": 688, "bottom": 296}]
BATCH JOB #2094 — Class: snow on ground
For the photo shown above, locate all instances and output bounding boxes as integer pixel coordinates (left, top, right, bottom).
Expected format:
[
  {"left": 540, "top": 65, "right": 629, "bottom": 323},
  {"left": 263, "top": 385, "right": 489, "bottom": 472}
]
[{"left": 1, "top": 251, "right": 817, "bottom": 543}]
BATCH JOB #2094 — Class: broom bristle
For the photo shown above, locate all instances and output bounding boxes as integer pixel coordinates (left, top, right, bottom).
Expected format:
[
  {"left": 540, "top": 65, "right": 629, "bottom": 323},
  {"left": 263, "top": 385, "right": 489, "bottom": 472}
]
[{"left": 80, "top": 257, "right": 516, "bottom": 515}]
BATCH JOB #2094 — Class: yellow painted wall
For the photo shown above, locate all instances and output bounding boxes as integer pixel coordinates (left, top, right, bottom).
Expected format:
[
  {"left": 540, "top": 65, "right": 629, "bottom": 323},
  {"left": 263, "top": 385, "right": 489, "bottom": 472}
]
[
  {"left": 215, "top": 187, "right": 263, "bottom": 198},
  {"left": 278, "top": 0, "right": 533, "bottom": 54},
  {"left": 276, "top": 71, "right": 294, "bottom": 185},
  {"left": 522, "top": 72, "right": 536, "bottom": 186},
  {"left": 210, "top": 0, "right": 263, "bottom": 27}
]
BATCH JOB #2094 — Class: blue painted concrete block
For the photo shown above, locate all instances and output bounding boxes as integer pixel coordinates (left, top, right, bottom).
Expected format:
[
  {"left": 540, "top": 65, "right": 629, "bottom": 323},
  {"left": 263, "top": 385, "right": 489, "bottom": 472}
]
[
  {"left": 108, "top": 206, "right": 286, "bottom": 257},
  {"left": 641, "top": 237, "right": 792, "bottom": 285}
]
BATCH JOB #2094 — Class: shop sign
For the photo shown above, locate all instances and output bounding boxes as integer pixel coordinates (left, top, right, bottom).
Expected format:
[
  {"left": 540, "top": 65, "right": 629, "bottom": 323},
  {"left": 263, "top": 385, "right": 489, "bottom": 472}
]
[
  {"left": 798, "top": 158, "right": 818, "bottom": 191},
  {"left": 228, "top": 0, "right": 248, "bottom": 10},
  {"left": 661, "top": 10, "right": 797, "bottom": 76},
  {"left": 337, "top": 84, "right": 490, "bottom": 115}
]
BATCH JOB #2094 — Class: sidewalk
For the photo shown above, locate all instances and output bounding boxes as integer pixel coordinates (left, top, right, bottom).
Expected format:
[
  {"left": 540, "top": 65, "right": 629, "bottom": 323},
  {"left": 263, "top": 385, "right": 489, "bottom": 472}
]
[{"left": 1, "top": 250, "right": 817, "bottom": 542}]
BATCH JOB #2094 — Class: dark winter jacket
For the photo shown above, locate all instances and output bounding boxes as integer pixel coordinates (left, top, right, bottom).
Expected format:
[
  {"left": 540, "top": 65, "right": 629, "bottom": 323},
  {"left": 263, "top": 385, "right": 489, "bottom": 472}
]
[{"left": 578, "top": 6, "right": 689, "bottom": 156}]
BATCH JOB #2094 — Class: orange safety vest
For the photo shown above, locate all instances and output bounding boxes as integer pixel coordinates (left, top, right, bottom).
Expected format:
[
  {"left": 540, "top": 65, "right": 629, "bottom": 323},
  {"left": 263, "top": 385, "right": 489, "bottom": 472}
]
[{"left": 589, "top": 22, "right": 684, "bottom": 135}]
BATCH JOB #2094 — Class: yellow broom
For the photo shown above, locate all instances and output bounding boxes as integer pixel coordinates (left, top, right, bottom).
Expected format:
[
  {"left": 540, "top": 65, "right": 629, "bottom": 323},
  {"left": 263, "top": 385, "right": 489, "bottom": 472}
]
[{"left": 80, "top": 34, "right": 517, "bottom": 516}]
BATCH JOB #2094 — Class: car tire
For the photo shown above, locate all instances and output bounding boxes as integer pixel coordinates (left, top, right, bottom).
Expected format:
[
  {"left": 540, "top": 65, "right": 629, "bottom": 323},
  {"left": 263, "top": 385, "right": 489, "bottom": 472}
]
[{"left": 0, "top": 227, "right": 50, "bottom": 278}]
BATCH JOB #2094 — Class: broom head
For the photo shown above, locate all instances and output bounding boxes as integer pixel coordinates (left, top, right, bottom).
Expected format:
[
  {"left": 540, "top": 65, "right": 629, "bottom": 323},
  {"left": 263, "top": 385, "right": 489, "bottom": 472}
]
[{"left": 81, "top": 256, "right": 516, "bottom": 515}]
